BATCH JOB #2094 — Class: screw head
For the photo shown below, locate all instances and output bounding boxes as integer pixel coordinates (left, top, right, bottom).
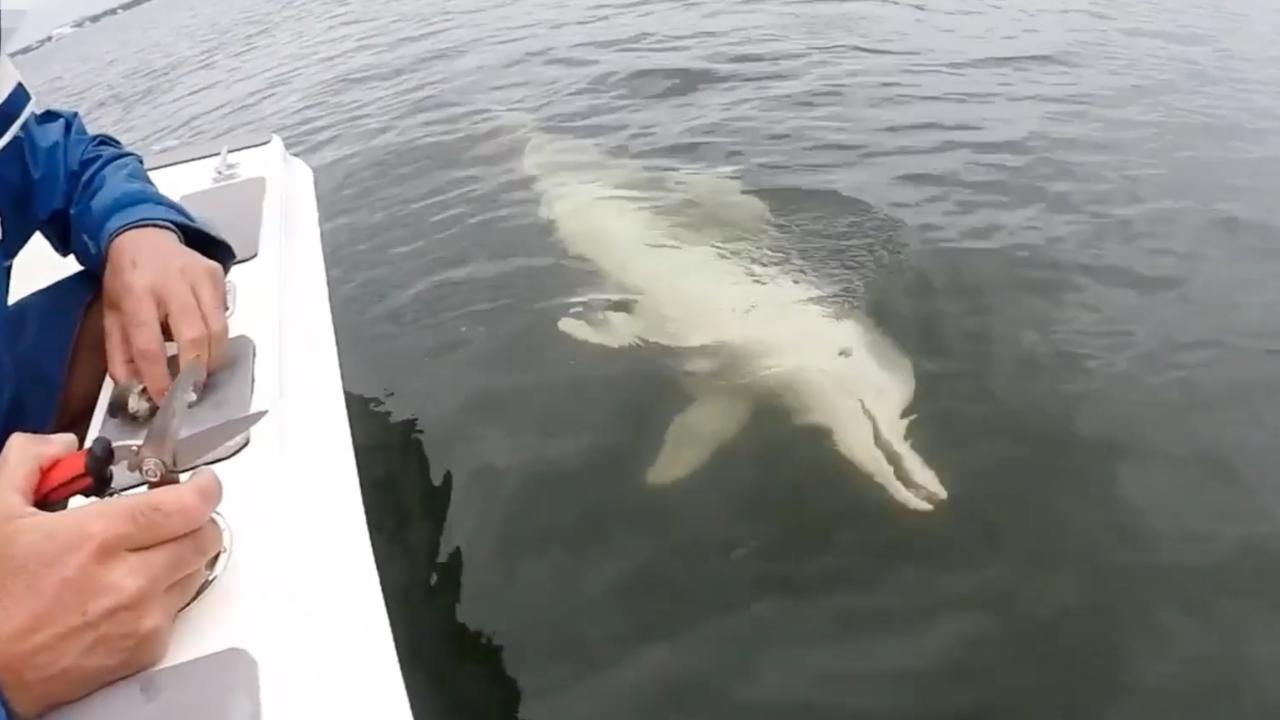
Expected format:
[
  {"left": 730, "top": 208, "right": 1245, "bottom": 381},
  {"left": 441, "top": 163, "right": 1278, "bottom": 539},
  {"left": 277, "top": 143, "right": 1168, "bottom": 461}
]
[{"left": 140, "top": 457, "right": 165, "bottom": 484}]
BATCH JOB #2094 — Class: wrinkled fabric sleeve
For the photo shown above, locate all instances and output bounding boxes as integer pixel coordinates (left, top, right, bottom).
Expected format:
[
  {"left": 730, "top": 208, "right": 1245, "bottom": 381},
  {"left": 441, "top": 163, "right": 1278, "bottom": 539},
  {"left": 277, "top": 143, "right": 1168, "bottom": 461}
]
[
  {"left": 13, "top": 107, "right": 235, "bottom": 273},
  {"left": 0, "top": 56, "right": 233, "bottom": 442}
]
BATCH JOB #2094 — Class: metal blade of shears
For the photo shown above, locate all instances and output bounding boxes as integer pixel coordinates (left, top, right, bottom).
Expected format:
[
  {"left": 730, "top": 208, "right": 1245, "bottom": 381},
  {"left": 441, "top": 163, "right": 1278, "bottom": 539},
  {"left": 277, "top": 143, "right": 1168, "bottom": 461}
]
[
  {"left": 135, "top": 357, "right": 208, "bottom": 470},
  {"left": 172, "top": 410, "right": 268, "bottom": 470}
]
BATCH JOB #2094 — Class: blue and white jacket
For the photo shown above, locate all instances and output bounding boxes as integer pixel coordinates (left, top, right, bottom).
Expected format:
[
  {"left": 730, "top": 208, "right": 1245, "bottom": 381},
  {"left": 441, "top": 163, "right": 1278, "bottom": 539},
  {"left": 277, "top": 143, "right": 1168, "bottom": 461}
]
[{"left": 0, "top": 54, "right": 233, "bottom": 449}]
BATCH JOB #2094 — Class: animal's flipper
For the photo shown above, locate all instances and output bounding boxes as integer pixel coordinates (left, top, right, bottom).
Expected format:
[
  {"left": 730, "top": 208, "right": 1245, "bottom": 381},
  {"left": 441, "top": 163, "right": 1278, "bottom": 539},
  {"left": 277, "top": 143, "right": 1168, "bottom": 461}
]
[
  {"left": 645, "top": 389, "right": 754, "bottom": 486},
  {"left": 557, "top": 310, "right": 644, "bottom": 348}
]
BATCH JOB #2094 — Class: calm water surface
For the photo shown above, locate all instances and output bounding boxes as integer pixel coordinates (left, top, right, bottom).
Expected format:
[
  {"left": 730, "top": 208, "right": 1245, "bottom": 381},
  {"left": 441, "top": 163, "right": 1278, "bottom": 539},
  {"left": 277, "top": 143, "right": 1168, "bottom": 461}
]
[{"left": 16, "top": 0, "right": 1280, "bottom": 717}]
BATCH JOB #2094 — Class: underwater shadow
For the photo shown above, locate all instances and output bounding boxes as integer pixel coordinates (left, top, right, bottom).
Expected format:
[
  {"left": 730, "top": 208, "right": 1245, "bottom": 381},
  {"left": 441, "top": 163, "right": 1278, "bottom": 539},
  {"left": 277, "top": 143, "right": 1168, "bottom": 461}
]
[{"left": 347, "top": 391, "right": 523, "bottom": 720}]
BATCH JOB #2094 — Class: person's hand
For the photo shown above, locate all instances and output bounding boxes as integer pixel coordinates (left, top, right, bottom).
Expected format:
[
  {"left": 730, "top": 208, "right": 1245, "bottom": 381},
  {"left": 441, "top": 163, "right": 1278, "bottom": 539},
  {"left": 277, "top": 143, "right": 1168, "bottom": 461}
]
[
  {"left": 0, "top": 433, "right": 223, "bottom": 718},
  {"left": 103, "top": 226, "right": 228, "bottom": 401}
]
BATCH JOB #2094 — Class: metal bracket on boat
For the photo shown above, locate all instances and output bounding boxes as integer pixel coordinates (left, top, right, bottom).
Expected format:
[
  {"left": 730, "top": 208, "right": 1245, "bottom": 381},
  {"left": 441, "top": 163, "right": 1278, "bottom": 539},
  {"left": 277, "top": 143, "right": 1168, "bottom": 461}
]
[
  {"left": 182, "top": 510, "right": 231, "bottom": 613},
  {"left": 212, "top": 145, "right": 241, "bottom": 184},
  {"left": 100, "top": 336, "right": 257, "bottom": 468}
]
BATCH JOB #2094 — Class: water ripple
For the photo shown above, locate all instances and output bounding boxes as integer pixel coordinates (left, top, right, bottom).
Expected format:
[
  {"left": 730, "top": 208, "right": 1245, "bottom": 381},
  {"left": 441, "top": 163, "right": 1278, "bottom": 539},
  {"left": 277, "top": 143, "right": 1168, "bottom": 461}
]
[{"left": 15, "top": 0, "right": 1280, "bottom": 715}]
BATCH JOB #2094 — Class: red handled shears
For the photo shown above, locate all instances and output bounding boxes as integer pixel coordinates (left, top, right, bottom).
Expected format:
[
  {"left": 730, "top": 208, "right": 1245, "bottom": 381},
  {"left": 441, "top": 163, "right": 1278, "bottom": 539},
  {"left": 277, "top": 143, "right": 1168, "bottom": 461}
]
[{"left": 35, "top": 358, "right": 267, "bottom": 511}]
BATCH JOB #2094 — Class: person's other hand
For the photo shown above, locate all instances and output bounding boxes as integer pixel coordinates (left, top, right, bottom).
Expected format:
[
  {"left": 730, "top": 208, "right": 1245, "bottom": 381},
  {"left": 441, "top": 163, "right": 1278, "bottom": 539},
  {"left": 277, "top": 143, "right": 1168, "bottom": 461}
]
[
  {"left": 0, "top": 433, "right": 223, "bottom": 717},
  {"left": 103, "top": 226, "right": 228, "bottom": 400}
]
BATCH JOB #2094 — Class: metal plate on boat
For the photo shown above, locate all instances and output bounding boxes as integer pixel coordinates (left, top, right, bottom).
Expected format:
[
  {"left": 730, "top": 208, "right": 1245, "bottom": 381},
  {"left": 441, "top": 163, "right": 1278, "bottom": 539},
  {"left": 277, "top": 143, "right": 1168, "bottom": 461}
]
[
  {"left": 44, "top": 647, "right": 261, "bottom": 719},
  {"left": 180, "top": 177, "right": 266, "bottom": 264},
  {"left": 99, "top": 335, "right": 258, "bottom": 472}
]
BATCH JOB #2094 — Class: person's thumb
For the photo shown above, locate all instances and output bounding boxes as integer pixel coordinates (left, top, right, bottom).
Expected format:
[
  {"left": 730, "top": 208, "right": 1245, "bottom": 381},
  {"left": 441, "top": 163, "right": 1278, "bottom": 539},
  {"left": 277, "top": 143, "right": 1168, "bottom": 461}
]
[{"left": 0, "top": 432, "right": 79, "bottom": 514}]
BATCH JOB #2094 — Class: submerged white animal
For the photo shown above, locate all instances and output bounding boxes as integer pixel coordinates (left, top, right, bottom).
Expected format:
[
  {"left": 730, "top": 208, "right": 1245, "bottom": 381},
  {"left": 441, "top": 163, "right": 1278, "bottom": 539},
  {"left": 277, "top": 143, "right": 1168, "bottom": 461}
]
[{"left": 523, "top": 133, "right": 947, "bottom": 511}]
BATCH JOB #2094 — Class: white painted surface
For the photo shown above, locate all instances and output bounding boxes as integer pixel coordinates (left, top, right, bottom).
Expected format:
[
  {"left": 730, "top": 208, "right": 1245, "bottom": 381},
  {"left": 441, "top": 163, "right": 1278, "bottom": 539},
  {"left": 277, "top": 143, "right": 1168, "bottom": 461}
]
[{"left": 10, "top": 136, "right": 412, "bottom": 718}]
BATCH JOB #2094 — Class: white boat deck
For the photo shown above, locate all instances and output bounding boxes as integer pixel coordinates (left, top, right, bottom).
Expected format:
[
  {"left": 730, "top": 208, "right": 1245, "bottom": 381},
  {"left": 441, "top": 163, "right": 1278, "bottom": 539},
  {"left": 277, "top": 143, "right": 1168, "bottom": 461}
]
[{"left": 10, "top": 136, "right": 412, "bottom": 718}]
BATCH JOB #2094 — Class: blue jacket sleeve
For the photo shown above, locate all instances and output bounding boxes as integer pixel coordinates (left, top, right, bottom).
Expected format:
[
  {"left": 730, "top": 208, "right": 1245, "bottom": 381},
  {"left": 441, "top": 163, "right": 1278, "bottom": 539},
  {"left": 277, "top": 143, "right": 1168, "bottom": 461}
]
[{"left": 5, "top": 107, "right": 235, "bottom": 274}]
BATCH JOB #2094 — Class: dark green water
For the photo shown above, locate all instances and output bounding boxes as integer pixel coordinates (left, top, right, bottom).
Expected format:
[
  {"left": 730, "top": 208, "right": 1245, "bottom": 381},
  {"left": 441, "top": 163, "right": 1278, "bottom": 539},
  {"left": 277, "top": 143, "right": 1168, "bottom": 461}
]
[{"left": 17, "top": 0, "right": 1280, "bottom": 716}]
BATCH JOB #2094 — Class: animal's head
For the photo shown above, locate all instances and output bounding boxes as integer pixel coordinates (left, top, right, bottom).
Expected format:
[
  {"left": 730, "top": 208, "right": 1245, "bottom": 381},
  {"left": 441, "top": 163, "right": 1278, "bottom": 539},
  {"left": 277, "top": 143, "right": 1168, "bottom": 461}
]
[{"left": 823, "top": 316, "right": 946, "bottom": 510}]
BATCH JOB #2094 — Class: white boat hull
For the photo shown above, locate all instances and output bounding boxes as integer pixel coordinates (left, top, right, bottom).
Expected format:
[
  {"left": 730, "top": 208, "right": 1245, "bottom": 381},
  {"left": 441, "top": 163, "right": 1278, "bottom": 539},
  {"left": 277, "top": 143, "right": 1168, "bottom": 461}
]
[{"left": 11, "top": 136, "right": 412, "bottom": 718}]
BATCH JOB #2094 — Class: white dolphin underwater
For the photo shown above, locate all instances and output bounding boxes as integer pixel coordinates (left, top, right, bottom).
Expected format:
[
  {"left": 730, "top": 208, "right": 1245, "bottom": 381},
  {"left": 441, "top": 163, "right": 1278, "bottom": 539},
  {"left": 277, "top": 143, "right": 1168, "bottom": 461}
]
[{"left": 522, "top": 133, "right": 947, "bottom": 511}]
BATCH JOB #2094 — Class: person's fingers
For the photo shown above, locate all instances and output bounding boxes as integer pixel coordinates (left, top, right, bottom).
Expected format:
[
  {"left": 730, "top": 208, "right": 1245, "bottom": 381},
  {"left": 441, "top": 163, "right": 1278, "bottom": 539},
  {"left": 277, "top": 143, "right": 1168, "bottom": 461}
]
[
  {"left": 188, "top": 263, "right": 228, "bottom": 372},
  {"left": 0, "top": 433, "right": 79, "bottom": 511},
  {"left": 121, "top": 295, "right": 171, "bottom": 401},
  {"left": 139, "top": 518, "right": 222, "bottom": 593},
  {"left": 103, "top": 311, "right": 136, "bottom": 385},
  {"left": 161, "top": 283, "right": 211, "bottom": 378},
  {"left": 87, "top": 470, "right": 222, "bottom": 550}
]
